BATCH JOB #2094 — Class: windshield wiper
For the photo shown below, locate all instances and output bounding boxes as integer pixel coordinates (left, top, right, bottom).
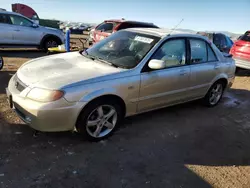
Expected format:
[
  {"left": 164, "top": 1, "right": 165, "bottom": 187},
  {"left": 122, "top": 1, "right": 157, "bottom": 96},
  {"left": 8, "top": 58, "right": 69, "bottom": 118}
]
[
  {"left": 95, "top": 57, "right": 119, "bottom": 68},
  {"left": 81, "top": 50, "right": 96, "bottom": 60},
  {"left": 80, "top": 50, "right": 119, "bottom": 68}
]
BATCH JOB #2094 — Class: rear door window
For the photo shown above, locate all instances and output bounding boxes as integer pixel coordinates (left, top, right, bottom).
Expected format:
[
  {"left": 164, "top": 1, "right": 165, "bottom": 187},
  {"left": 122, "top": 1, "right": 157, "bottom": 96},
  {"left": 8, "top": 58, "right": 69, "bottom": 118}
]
[
  {"left": 95, "top": 22, "right": 117, "bottom": 33},
  {"left": 240, "top": 32, "right": 250, "bottom": 42},
  {"left": 190, "top": 39, "right": 207, "bottom": 63},
  {"left": 190, "top": 39, "right": 218, "bottom": 63},
  {"left": 0, "top": 14, "right": 11, "bottom": 24}
]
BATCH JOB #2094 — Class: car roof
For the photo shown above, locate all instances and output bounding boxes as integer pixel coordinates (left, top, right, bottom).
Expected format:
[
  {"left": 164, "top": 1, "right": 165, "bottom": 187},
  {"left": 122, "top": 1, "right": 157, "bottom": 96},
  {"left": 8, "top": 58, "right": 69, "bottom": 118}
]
[
  {"left": 0, "top": 10, "right": 23, "bottom": 16},
  {"left": 104, "top": 19, "right": 156, "bottom": 25},
  {"left": 126, "top": 27, "right": 204, "bottom": 39}
]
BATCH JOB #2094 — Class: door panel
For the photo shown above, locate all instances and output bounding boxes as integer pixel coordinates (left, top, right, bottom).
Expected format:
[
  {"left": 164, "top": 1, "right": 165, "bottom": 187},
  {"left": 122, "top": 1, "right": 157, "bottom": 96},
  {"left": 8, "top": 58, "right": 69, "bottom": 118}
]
[
  {"left": 189, "top": 63, "right": 217, "bottom": 98},
  {"left": 9, "top": 15, "right": 41, "bottom": 45},
  {"left": 12, "top": 26, "right": 41, "bottom": 45},
  {"left": 138, "top": 66, "right": 191, "bottom": 112},
  {"left": 0, "top": 23, "right": 13, "bottom": 44},
  {"left": 188, "top": 39, "right": 219, "bottom": 98},
  {"left": 0, "top": 14, "right": 13, "bottom": 44},
  {"left": 138, "top": 38, "right": 191, "bottom": 112}
]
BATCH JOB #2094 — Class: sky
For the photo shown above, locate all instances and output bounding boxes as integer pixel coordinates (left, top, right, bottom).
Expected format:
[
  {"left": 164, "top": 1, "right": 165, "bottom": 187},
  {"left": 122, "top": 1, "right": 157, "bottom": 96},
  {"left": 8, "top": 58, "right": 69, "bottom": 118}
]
[{"left": 0, "top": 0, "right": 249, "bottom": 34}]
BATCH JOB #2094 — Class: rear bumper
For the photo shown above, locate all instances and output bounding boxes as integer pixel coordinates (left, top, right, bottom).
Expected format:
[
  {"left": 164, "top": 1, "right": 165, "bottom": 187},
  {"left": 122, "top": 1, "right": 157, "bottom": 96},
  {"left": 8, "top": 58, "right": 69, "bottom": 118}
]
[{"left": 234, "top": 58, "right": 250, "bottom": 69}]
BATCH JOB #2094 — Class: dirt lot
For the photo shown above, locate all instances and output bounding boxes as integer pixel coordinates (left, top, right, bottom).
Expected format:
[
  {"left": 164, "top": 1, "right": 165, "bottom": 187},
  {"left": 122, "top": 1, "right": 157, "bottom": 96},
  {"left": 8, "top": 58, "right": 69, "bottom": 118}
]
[{"left": 1, "top": 50, "right": 250, "bottom": 188}]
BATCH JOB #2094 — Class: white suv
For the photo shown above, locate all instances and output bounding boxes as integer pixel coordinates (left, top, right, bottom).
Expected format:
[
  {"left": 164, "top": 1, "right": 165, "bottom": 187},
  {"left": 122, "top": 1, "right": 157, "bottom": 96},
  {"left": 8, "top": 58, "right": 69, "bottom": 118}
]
[{"left": 0, "top": 10, "right": 64, "bottom": 50}]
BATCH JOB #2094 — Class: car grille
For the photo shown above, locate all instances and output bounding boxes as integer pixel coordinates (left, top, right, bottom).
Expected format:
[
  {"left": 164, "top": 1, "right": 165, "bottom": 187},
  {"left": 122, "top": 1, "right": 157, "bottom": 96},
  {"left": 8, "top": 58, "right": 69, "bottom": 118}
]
[{"left": 13, "top": 75, "right": 27, "bottom": 92}]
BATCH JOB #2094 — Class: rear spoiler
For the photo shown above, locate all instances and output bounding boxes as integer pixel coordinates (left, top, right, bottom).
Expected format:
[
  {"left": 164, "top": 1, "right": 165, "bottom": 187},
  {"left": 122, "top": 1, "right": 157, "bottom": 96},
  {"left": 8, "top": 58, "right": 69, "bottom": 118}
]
[{"left": 222, "top": 52, "right": 232, "bottom": 58}]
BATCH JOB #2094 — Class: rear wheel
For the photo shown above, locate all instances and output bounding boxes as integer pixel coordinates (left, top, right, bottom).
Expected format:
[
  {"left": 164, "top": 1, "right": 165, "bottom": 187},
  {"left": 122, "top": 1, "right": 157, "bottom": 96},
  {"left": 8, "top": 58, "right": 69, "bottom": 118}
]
[
  {"left": 203, "top": 81, "right": 225, "bottom": 107},
  {"left": 76, "top": 99, "right": 122, "bottom": 141}
]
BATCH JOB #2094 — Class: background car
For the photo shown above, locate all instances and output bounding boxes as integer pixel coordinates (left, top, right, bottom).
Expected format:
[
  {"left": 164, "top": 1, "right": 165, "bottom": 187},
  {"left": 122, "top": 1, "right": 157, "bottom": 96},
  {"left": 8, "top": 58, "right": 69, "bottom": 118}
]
[
  {"left": 230, "top": 31, "right": 250, "bottom": 70},
  {"left": 0, "top": 10, "right": 64, "bottom": 51},
  {"left": 197, "top": 32, "right": 233, "bottom": 53},
  {"left": 92, "top": 19, "right": 159, "bottom": 43}
]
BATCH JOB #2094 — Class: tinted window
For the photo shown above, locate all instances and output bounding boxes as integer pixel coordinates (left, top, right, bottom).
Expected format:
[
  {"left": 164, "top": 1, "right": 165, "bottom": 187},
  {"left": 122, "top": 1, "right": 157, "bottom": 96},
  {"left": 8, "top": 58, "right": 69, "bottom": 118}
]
[
  {"left": 96, "top": 22, "right": 116, "bottom": 33},
  {"left": 151, "top": 39, "right": 186, "bottom": 68},
  {"left": 0, "top": 14, "right": 11, "bottom": 24},
  {"left": 240, "top": 31, "right": 250, "bottom": 42},
  {"left": 207, "top": 44, "right": 217, "bottom": 61},
  {"left": 213, "top": 34, "right": 226, "bottom": 48},
  {"left": 117, "top": 23, "right": 158, "bottom": 30},
  {"left": 84, "top": 31, "right": 160, "bottom": 69},
  {"left": 117, "top": 23, "right": 133, "bottom": 30},
  {"left": 9, "top": 15, "right": 33, "bottom": 27},
  {"left": 190, "top": 39, "right": 207, "bottom": 63}
]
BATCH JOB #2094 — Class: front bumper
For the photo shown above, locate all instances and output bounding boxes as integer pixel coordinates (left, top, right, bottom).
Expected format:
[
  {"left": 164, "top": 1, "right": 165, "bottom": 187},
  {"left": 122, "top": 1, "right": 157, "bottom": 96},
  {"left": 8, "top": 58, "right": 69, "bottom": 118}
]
[
  {"left": 234, "top": 58, "right": 250, "bottom": 70},
  {"left": 7, "top": 75, "right": 86, "bottom": 132}
]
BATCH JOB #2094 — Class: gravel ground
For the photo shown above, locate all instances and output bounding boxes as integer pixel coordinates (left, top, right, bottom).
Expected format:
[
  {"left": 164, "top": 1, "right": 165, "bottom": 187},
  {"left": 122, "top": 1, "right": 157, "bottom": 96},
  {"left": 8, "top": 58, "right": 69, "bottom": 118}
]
[{"left": 1, "top": 51, "right": 250, "bottom": 188}]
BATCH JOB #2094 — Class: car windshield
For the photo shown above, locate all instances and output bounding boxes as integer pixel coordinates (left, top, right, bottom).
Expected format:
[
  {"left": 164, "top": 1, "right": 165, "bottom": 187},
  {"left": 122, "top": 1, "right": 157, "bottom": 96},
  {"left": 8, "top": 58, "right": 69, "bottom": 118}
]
[
  {"left": 83, "top": 30, "right": 160, "bottom": 69},
  {"left": 240, "top": 31, "right": 250, "bottom": 42}
]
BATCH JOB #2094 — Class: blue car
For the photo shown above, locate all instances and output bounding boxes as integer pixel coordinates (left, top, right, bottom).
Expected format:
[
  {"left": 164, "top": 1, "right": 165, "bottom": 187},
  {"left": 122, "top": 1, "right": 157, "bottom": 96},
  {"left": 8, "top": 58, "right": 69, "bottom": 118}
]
[{"left": 197, "top": 32, "right": 234, "bottom": 53}]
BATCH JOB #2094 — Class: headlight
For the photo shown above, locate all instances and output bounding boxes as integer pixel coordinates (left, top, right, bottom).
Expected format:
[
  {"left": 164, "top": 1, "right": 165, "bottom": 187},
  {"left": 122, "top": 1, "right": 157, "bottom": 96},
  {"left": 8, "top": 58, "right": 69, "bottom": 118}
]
[{"left": 27, "top": 88, "right": 64, "bottom": 102}]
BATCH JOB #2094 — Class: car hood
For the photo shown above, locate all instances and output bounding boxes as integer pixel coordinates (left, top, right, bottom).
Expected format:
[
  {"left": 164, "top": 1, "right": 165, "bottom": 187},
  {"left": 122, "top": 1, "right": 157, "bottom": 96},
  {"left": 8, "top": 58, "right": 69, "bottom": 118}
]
[{"left": 17, "top": 52, "right": 122, "bottom": 89}]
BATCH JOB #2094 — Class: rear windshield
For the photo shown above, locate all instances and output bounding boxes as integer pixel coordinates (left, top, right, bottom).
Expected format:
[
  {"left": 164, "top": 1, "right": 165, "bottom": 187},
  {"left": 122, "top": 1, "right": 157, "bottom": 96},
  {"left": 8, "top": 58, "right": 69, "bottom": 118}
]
[
  {"left": 95, "top": 22, "right": 118, "bottom": 33},
  {"left": 240, "top": 32, "right": 250, "bottom": 42}
]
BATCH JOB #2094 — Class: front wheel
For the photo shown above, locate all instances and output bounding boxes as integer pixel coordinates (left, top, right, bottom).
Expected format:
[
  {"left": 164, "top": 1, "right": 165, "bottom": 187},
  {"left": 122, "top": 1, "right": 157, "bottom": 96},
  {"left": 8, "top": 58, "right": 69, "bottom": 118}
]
[
  {"left": 203, "top": 81, "right": 225, "bottom": 107},
  {"left": 76, "top": 100, "right": 122, "bottom": 141},
  {"left": 43, "top": 38, "right": 60, "bottom": 51}
]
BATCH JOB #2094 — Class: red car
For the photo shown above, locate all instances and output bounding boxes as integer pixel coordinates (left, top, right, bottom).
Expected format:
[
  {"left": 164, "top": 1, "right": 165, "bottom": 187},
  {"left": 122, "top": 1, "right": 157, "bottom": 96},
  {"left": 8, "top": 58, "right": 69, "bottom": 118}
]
[
  {"left": 92, "top": 19, "right": 159, "bottom": 43},
  {"left": 230, "top": 31, "right": 250, "bottom": 69}
]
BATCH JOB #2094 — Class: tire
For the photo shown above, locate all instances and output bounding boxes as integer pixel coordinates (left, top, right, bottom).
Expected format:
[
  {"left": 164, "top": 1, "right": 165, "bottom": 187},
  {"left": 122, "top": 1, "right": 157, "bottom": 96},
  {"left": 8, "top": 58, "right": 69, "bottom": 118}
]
[
  {"left": 76, "top": 99, "right": 123, "bottom": 141},
  {"left": 235, "top": 67, "right": 240, "bottom": 73},
  {"left": 203, "top": 81, "right": 225, "bottom": 107},
  {"left": 0, "top": 57, "right": 3, "bottom": 70},
  {"left": 43, "top": 37, "right": 60, "bottom": 52}
]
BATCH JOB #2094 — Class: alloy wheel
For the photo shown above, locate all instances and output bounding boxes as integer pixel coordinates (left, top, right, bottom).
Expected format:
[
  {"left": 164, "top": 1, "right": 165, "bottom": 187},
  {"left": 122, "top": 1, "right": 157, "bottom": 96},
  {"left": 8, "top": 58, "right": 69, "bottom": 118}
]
[
  {"left": 46, "top": 40, "right": 58, "bottom": 48},
  {"left": 209, "top": 83, "right": 223, "bottom": 105},
  {"left": 86, "top": 105, "right": 118, "bottom": 138}
]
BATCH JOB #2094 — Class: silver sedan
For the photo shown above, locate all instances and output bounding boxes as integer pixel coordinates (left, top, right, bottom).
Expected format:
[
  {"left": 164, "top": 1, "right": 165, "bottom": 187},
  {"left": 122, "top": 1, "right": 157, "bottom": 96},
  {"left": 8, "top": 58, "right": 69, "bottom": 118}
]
[{"left": 7, "top": 28, "right": 235, "bottom": 141}]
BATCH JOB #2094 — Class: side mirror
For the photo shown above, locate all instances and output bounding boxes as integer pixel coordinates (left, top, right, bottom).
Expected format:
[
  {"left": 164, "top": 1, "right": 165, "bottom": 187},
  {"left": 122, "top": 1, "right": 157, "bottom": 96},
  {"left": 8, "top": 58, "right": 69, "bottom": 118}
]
[
  {"left": 0, "top": 56, "right": 4, "bottom": 70},
  {"left": 148, "top": 59, "right": 165, "bottom": 70}
]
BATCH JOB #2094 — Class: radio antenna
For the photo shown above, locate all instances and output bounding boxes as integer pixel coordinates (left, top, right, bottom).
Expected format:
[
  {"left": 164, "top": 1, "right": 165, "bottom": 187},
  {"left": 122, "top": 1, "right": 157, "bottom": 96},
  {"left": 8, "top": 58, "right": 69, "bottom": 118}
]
[{"left": 168, "top": 18, "right": 184, "bottom": 35}]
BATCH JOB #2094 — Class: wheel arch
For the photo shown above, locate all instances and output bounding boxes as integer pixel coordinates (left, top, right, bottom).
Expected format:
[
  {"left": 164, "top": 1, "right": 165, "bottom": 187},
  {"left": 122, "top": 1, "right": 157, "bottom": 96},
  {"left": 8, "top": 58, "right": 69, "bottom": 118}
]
[
  {"left": 76, "top": 94, "right": 127, "bottom": 125},
  {"left": 40, "top": 34, "right": 63, "bottom": 49}
]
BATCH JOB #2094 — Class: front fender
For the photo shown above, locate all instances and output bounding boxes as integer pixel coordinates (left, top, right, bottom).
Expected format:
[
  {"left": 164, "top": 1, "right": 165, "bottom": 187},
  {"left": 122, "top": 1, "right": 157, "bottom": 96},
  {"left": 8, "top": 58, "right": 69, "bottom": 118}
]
[{"left": 79, "top": 87, "right": 121, "bottom": 102}]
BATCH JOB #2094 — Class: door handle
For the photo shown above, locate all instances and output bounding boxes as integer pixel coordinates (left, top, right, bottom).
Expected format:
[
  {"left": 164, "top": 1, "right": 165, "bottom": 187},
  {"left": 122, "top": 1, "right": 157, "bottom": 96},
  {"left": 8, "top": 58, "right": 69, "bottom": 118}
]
[
  {"left": 14, "top": 29, "right": 20, "bottom": 31},
  {"left": 214, "top": 64, "right": 220, "bottom": 69},
  {"left": 179, "top": 70, "right": 188, "bottom": 76}
]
